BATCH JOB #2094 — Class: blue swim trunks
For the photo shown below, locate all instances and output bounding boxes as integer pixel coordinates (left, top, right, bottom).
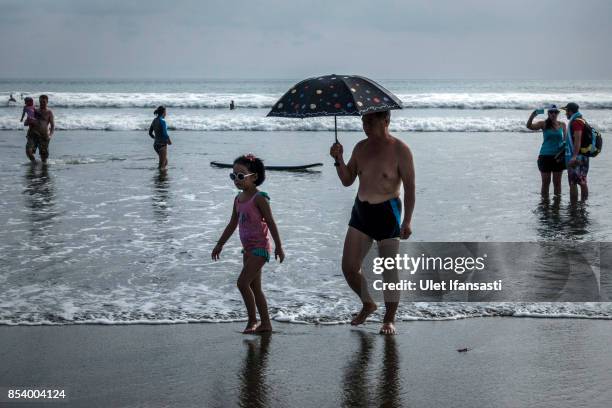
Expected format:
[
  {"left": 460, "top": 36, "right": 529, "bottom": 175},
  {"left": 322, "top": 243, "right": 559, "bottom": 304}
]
[{"left": 349, "top": 196, "right": 402, "bottom": 241}]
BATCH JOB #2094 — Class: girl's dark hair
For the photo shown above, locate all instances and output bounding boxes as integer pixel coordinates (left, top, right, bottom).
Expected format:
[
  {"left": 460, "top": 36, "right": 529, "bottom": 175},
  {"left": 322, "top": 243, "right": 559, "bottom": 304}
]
[
  {"left": 24, "top": 97, "right": 34, "bottom": 106},
  {"left": 544, "top": 117, "right": 554, "bottom": 130},
  {"left": 234, "top": 154, "right": 265, "bottom": 186},
  {"left": 154, "top": 106, "right": 166, "bottom": 116},
  {"left": 544, "top": 113, "right": 560, "bottom": 130}
]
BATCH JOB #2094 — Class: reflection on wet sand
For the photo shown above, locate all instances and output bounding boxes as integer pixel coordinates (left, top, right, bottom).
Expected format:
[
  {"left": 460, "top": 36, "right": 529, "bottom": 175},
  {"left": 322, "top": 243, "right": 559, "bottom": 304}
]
[
  {"left": 377, "top": 335, "right": 401, "bottom": 408},
  {"left": 535, "top": 197, "right": 590, "bottom": 240},
  {"left": 239, "top": 334, "right": 271, "bottom": 408},
  {"left": 565, "top": 201, "right": 591, "bottom": 238},
  {"left": 152, "top": 170, "right": 171, "bottom": 223},
  {"left": 342, "top": 330, "right": 401, "bottom": 408},
  {"left": 23, "top": 163, "right": 56, "bottom": 244}
]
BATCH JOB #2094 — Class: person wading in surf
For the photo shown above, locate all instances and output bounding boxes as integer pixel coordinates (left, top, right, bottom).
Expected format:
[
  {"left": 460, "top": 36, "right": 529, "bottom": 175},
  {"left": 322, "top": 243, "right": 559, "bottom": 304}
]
[
  {"left": 330, "top": 110, "right": 415, "bottom": 335},
  {"left": 148, "top": 106, "right": 172, "bottom": 170},
  {"left": 25, "top": 95, "right": 54, "bottom": 163}
]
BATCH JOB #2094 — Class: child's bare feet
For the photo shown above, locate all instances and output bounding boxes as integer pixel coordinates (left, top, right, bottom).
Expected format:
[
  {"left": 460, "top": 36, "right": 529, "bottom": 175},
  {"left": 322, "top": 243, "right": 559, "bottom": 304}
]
[
  {"left": 379, "top": 322, "right": 396, "bottom": 335},
  {"left": 350, "top": 302, "right": 377, "bottom": 326},
  {"left": 255, "top": 322, "right": 272, "bottom": 333},
  {"left": 243, "top": 321, "right": 258, "bottom": 334}
]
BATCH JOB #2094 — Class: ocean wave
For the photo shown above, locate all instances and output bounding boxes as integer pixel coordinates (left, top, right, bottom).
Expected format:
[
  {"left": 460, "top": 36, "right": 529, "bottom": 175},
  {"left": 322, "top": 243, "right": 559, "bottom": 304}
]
[
  {"left": 1, "top": 302, "right": 610, "bottom": 325},
  {"left": 398, "top": 93, "right": 612, "bottom": 110},
  {"left": 2, "top": 114, "right": 611, "bottom": 132},
  {"left": 2, "top": 92, "right": 277, "bottom": 109},
  {"left": 3, "top": 91, "right": 612, "bottom": 109}
]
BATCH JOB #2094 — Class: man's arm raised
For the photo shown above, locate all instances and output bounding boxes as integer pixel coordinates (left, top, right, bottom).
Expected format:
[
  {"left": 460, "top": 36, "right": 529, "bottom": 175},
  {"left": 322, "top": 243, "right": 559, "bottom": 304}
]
[{"left": 398, "top": 143, "right": 415, "bottom": 239}]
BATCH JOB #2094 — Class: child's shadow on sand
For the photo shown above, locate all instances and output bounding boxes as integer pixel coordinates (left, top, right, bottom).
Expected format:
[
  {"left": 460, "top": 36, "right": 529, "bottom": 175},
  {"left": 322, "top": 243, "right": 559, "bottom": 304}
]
[{"left": 239, "top": 333, "right": 271, "bottom": 408}]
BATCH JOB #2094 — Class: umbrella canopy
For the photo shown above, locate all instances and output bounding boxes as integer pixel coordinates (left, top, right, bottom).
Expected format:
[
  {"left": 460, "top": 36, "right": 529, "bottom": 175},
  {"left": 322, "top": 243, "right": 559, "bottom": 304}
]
[{"left": 267, "top": 74, "right": 402, "bottom": 118}]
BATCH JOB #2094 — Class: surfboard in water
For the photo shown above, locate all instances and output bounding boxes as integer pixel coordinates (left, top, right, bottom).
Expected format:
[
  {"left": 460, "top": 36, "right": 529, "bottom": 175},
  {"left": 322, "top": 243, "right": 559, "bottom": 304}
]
[{"left": 210, "top": 161, "right": 323, "bottom": 171}]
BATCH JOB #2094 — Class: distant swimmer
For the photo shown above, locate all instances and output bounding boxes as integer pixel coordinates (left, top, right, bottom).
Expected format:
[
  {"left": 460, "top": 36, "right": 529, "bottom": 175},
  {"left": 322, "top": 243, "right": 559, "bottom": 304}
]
[
  {"left": 230, "top": 100, "right": 235, "bottom": 110},
  {"left": 8, "top": 93, "right": 17, "bottom": 105}
]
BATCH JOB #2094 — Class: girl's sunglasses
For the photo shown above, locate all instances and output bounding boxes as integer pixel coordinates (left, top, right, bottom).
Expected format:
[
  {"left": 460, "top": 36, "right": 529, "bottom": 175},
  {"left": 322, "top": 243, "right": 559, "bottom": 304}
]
[{"left": 229, "top": 172, "right": 254, "bottom": 181}]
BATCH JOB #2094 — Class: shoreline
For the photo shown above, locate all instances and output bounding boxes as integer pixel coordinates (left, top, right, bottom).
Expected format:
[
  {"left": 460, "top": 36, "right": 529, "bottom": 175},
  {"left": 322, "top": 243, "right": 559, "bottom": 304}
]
[
  {"left": 1, "top": 318, "right": 610, "bottom": 407},
  {"left": 2, "top": 311, "right": 612, "bottom": 327}
]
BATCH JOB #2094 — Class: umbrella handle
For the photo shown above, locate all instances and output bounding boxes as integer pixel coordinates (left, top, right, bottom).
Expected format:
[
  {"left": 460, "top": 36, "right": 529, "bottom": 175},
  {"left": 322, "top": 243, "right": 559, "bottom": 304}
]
[
  {"left": 334, "top": 116, "right": 338, "bottom": 144},
  {"left": 334, "top": 116, "right": 339, "bottom": 165}
]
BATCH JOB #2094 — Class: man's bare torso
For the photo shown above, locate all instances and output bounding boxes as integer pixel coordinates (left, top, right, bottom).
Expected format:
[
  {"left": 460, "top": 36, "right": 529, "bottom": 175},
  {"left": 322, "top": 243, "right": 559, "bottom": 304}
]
[
  {"left": 354, "top": 135, "right": 403, "bottom": 203},
  {"left": 36, "top": 109, "right": 53, "bottom": 136}
]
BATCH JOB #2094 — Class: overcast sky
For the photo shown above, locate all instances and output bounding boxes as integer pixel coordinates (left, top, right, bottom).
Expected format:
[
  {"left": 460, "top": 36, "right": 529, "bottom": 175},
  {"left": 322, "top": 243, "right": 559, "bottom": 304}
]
[{"left": 1, "top": 0, "right": 611, "bottom": 79}]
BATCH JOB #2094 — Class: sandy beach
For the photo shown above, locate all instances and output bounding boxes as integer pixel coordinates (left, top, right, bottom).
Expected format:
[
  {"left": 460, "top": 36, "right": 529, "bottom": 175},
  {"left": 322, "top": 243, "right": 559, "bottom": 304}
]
[{"left": 1, "top": 318, "right": 610, "bottom": 407}]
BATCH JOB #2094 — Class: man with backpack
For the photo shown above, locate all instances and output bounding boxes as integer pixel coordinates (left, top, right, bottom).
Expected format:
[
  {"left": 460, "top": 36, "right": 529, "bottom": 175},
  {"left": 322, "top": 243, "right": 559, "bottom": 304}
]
[{"left": 562, "top": 102, "right": 597, "bottom": 202}]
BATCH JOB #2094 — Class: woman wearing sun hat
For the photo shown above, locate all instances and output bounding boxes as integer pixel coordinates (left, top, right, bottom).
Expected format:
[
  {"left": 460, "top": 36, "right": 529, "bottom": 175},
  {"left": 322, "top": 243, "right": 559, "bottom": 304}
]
[{"left": 526, "top": 104, "right": 566, "bottom": 197}]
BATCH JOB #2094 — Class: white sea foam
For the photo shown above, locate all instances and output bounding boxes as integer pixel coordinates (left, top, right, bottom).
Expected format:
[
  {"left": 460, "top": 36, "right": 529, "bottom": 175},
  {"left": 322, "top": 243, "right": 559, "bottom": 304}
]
[
  {"left": 3, "top": 91, "right": 612, "bottom": 109},
  {"left": 1, "top": 301, "right": 610, "bottom": 326},
  {"left": 2, "top": 113, "right": 611, "bottom": 132},
  {"left": 397, "top": 92, "right": 612, "bottom": 110},
  {"left": 1, "top": 282, "right": 610, "bottom": 326},
  {"left": 2, "top": 92, "right": 278, "bottom": 109}
]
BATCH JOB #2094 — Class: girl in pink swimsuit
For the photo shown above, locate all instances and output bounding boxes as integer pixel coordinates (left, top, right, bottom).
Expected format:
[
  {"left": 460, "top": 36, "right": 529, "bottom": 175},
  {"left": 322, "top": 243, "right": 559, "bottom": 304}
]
[{"left": 212, "top": 154, "right": 285, "bottom": 334}]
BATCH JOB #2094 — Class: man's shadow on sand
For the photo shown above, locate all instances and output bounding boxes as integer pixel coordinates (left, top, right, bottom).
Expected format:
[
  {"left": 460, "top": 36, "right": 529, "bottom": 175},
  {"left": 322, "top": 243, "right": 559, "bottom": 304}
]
[{"left": 342, "top": 330, "right": 401, "bottom": 408}]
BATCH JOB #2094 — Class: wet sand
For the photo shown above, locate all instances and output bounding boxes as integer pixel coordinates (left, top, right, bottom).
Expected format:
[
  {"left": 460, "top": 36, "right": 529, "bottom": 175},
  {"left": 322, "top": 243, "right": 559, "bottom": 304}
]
[{"left": 1, "top": 318, "right": 611, "bottom": 407}]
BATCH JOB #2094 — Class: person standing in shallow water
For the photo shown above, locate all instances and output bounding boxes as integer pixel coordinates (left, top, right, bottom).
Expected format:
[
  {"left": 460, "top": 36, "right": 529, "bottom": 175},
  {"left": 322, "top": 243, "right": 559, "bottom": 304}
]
[
  {"left": 25, "top": 95, "right": 54, "bottom": 163},
  {"left": 526, "top": 104, "right": 566, "bottom": 197},
  {"left": 562, "top": 102, "right": 590, "bottom": 202},
  {"left": 212, "top": 154, "right": 285, "bottom": 334},
  {"left": 330, "top": 110, "right": 415, "bottom": 335},
  {"left": 148, "top": 106, "right": 172, "bottom": 170}
]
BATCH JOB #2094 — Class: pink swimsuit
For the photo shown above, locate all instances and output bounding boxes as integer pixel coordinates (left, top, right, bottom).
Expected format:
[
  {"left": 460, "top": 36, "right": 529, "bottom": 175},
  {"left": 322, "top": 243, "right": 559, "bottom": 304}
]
[
  {"left": 235, "top": 192, "right": 272, "bottom": 256},
  {"left": 23, "top": 106, "right": 36, "bottom": 126}
]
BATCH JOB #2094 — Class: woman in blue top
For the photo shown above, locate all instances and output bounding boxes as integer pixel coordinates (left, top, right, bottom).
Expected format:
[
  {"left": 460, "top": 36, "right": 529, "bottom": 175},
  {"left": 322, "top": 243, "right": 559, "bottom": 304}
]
[
  {"left": 526, "top": 104, "right": 566, "bottom": 197},
  {"left": 148, "top": 106, "right": 173, "bottom": 170}
]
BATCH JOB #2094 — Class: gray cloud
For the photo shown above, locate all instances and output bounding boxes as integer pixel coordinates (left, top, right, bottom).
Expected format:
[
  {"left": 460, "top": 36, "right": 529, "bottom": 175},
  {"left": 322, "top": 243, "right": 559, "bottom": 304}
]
[{"left": 0, "top": 0, "right": 610, "bottom": 79}]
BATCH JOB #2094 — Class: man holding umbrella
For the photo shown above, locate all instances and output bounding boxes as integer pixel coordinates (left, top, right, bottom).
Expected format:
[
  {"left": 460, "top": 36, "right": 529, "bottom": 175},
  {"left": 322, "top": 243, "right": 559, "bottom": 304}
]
[
  {"left": 330, "top": 110, "right": 415, "bottom": 335},
  {"left": 268, "top": 74, "right": 415, "bottom": 334}
]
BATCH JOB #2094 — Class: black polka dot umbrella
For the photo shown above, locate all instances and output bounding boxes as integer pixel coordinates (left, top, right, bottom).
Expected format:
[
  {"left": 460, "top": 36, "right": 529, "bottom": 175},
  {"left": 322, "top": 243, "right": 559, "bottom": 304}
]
[{"left": 267, "top": 74, "right": 403, "bottom": 143}]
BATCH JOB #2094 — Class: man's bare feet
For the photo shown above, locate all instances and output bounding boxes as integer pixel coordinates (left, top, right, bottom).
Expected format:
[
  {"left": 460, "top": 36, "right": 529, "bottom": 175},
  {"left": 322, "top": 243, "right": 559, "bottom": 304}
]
[
  {"left": 351, "top": 302, "right": 377, "bottom": 326},
  {"left": 243, "top": 321, "right": 258, "bottom": 334},
  {"left": 255, "top": 322, "right": 272, "bottom": 333},
  {"left": 379, "top": 322, "right": 396, "bottom": 335}
]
